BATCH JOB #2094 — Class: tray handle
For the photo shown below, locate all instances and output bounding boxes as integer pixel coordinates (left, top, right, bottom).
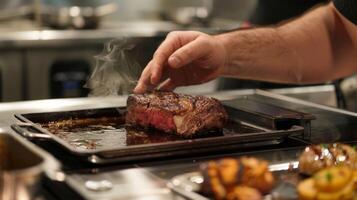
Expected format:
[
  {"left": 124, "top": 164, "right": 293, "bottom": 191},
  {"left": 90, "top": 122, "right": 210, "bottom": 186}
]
[{"left": 11, "top": 123, "right": 52, "bottom": 140}]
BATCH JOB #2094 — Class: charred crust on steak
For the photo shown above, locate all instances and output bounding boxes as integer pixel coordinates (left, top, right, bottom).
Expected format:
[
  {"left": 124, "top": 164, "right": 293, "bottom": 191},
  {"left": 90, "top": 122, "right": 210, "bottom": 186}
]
[
  {"left": 127, "top": 91, "right": 195, "bottom": 114},
  {"left": 125, "top": 91, "right": 228, "bottom": 137}
]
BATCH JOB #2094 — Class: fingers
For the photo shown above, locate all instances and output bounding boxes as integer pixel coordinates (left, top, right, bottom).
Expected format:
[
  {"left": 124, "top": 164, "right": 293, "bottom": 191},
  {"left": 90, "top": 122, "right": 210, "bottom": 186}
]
[
  {"left": 135, "top": 32, "right": 186, "bottom": 93},
  {"left": 150, "top": 32, "right": 181, "bottom": 84},
  {"left": 134, "top": 59, "right": 169, "bottom": 93},
  {"left": 168, "top": 36, "right": 211, "bottom": 69},
  {"left": 150, "top": 31, "right": 203, "bottom": 84},
  {"left": 134, "top": 31, "right": 205, "bottom": 93},
  {"left": 134, "top": 66, "right": 151, "bottom": 93},
  {"left": 150, "top": 61, "right": 164, "bottom": 85},
  {"left": 133, "top": 80, "right": 148, "bottom": 94}
]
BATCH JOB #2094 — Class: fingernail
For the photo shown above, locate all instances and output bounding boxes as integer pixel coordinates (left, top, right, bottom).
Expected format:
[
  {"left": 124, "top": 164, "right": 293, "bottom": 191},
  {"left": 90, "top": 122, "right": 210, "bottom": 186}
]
[
  {"left": 133, "top": 87, "right": 138, "bottom": 93},
  {"left": 151, "top": 76, "right": 158, "bottom": 85},
  {"left": 168, "top": 57, "right": 180, "bottom": 68},
  {"left": 133, "top": 85, "right": 141, "bottom": 94}
]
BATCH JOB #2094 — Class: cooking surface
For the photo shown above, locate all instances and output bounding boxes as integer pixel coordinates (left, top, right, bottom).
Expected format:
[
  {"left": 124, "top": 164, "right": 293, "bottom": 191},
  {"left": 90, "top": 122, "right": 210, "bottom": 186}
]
[
  {"left": 0, "top": 89, "right": 356, "bottom": 200},
  {"left": 13, "top": 96, "right": 310, "bottom": 165},
  {"left": 20, "top": 107, "right": 264, "bottom": 151}
]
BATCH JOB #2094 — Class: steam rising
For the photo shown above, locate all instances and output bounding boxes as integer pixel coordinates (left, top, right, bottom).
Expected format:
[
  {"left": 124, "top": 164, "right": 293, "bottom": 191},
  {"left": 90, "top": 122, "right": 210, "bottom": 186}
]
[{"left": 85, "top": 38, "right": 141, "bottom": 96}]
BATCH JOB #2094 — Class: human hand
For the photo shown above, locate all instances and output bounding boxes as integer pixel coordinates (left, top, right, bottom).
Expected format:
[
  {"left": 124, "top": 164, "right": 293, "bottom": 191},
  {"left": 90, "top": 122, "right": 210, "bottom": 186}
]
[{"left": 134, "top": 31, "right": 227, "bottom": 93}]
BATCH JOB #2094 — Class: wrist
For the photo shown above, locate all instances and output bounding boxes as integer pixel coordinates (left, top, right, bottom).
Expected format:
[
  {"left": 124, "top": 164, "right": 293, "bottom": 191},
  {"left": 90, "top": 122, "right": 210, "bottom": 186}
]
[{"left": 214, "top": 33, "right": 232, "bottom": 76}]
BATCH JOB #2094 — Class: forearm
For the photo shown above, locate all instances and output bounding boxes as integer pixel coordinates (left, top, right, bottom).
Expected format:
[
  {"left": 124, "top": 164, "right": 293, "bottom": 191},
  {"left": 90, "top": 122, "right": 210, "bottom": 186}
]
[{"left": 217, "top": 3, "right": 357, "bottom": 84}]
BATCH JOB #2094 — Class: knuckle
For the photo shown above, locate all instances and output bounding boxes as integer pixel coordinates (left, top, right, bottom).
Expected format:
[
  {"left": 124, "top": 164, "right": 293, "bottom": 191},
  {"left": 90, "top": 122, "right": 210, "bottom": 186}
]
[
  {"left": 144, "top": 64, "right": 151, "bottom": 72},
  {"left": 153, "top": 50, "right": 169, "bottom": 61},
  {"left": 175, "top": 50, "right": 190, "bottom": 63},
  {"left": 153, "top": 51, "right": 161, "bottom": 58},
  {"left": 167, "top": 31, "right": 180, "bottom": 39},
  {"left": 187, "top": 30, "right": 204, "bottom": 36},
  {"left": 142, "top": 66, "right": 151, "bottom": 77},
  {"left": 200, "top": 36, "right": 212, "bottom": 48}
]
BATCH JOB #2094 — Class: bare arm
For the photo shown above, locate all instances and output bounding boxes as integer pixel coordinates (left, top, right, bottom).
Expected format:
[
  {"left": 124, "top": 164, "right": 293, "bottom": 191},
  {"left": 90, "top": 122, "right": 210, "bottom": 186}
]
[
  {"left": 134, "top": 3, "right": 357, "bottom": 93},
  {"left": 218, "top": 3, "right": 357, "bottom": 84}
]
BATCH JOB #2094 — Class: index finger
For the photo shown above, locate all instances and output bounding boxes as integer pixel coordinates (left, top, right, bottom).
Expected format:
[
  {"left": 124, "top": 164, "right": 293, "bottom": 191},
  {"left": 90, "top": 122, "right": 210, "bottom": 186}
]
[
  {"left": 150, "top": 32, "right": 185, "bottom": 85},
  {"left": 134, "top": 63, "right": 154, "bottom": 93}
]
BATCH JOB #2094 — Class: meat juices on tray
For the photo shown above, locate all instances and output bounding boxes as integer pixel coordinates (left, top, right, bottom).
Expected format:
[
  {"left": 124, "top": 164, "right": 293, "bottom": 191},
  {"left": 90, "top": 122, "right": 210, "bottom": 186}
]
[{"left": 125, "top": 91, "right": 228, "bottom": 137}]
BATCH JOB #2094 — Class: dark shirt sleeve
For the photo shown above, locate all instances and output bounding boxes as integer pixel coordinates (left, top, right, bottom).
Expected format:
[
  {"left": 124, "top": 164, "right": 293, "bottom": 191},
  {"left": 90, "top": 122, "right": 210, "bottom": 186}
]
[
  {"left": 250, "top": 0, "right": 327, "bottom": 25},
  {"left": 333, "top": 0, "right": 357, "bottom": 25}
]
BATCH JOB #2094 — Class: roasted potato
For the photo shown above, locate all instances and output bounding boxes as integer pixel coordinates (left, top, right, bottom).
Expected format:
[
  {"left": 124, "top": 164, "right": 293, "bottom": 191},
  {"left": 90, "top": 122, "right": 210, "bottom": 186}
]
[
  {"left": 206, "top": 161, "right": 227, "bottom": 200},
  {"left": 313, "top": 166, "right": 353, "bottom": 192},
  {"left": 354, "top": 169, "right": 357, "bottom": 190},
  {"left": 298, "top": 178, "right": 318, "bottom": 200},
  {"left": 226, "top": 186, "right": 262, "bottom": 200},
  {"left": 240, "top": 157, "right": 275, "bottom": 194},
  {"left": 299, "top": 143, "right": 357, "bottom": 175},
  {"left": 200, "top": 157, "right": 274, "bottom": 199},
  {"left": 298, "top": 166, "right": 356, "bottom": 200},
  {"left": 218, "top": 158, "right": 240, "bottom": 187}
]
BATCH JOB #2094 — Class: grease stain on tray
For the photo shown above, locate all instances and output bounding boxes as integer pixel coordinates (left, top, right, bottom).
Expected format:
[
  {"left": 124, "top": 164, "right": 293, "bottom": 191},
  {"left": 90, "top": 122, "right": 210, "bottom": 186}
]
[
  {"left": 39, "top": 117, "right": 263, "bottom": 150},
  {"left": 40, "top": 119, "right": 182, "bottom": 150}
]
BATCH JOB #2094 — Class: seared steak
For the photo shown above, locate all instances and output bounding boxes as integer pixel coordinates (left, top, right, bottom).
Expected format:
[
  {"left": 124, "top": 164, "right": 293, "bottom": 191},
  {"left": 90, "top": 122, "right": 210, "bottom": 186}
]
[{"left": 125, "top": 91, "right": 228, "bottom": 137}]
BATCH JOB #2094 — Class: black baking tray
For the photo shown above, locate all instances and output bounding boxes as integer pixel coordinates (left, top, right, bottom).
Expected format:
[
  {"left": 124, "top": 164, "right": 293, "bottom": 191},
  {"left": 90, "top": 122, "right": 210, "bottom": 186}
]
[{"left": 11, "top": 99, "right": 314, "bottom": 164}]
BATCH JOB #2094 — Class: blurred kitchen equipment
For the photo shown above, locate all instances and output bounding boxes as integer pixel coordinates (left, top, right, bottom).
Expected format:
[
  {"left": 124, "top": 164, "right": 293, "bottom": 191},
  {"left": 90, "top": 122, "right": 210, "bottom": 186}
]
[
  {"left": 50, "top": 60, "right": 90, "bottom": 98},
  {"left": 167, "top": 6, "right": 212, "bottom": 27},
  {"left": 0, "top": 5, "right": 33, "bottom": 21},
  {"left": 41, "top": 3, "right": 118, "bottom": 29},
  {"left": 0, "top": 3, "right": 118, "bottom": 29},
  {"left": 33, "top": 0, "right": 42, "bottom": 28},
  {"left": 25, "top": 48, "right": 99, "bottom": 100},
  {"left": 0, "top": 133, "right": 61, "bottom": 200},
  {"left": 0, "top": 52, "right": 23, "bottom": 102},
  {"left": 162, "top": 0, "right": 213, "bottom": 27},
  {"left": 23, "top": 37, "right": 160, "bottom": 101}
]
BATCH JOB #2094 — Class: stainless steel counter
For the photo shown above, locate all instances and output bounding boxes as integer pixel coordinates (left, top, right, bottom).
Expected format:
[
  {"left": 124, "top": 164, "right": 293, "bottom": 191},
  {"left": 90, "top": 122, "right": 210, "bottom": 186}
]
[
  {"left": 1, "top": 89, "right": 357, "bottom": 200},
  {"left": 0, "top": 27, "right": 167, "bottom": 49}
]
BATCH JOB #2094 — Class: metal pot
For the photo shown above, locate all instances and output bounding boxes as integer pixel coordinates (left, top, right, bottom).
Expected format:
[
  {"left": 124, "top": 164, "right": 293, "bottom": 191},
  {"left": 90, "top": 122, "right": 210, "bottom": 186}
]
[
  {"left": 161, "top": 0, "right": 213, "bottom": 27},
  {"left": 0, "top": 133, "right": 61, "bottom": 200},
  {"left": 41, "top": 3, "right": 118, "bottom": 29},
  {"left": 162, "top": 6, "right": 212, "bottom": 27}
]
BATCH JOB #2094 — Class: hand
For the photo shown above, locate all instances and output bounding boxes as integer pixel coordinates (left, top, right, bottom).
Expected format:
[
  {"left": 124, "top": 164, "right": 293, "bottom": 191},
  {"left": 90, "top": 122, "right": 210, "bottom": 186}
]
[{"left": 134, "top": 31, "right": 227, "bottom": 93}]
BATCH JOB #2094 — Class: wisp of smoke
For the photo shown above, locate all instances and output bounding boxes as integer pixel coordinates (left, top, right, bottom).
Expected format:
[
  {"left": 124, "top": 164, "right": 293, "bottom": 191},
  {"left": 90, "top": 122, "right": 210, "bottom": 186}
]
[{"left": 85, "top": 38, "right": 142, "bottom": 96}]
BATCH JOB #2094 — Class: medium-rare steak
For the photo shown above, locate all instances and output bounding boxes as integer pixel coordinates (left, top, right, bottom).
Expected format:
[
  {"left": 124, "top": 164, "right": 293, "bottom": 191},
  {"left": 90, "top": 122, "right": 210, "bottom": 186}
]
[{"left": 125, "top": 91, "right": 228, "bottom": 137}]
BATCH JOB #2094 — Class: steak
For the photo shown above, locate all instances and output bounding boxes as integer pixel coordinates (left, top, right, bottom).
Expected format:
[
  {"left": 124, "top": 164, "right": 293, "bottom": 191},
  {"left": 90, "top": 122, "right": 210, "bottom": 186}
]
[{"left": 125, "top": 91, "right": 228, "bottom": 137}]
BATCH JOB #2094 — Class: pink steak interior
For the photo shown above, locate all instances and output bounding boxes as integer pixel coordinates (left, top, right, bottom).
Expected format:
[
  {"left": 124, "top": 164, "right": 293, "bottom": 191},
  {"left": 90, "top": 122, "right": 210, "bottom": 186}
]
[{"left": 127, "top": 107, "right": 176, "bottom": 133}]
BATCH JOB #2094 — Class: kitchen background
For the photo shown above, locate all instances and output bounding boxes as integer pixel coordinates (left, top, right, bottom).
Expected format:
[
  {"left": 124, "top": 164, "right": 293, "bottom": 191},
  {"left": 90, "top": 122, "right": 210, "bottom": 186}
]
[{"left": 0, "top": 0, "right": 356, "bottom": 111}]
